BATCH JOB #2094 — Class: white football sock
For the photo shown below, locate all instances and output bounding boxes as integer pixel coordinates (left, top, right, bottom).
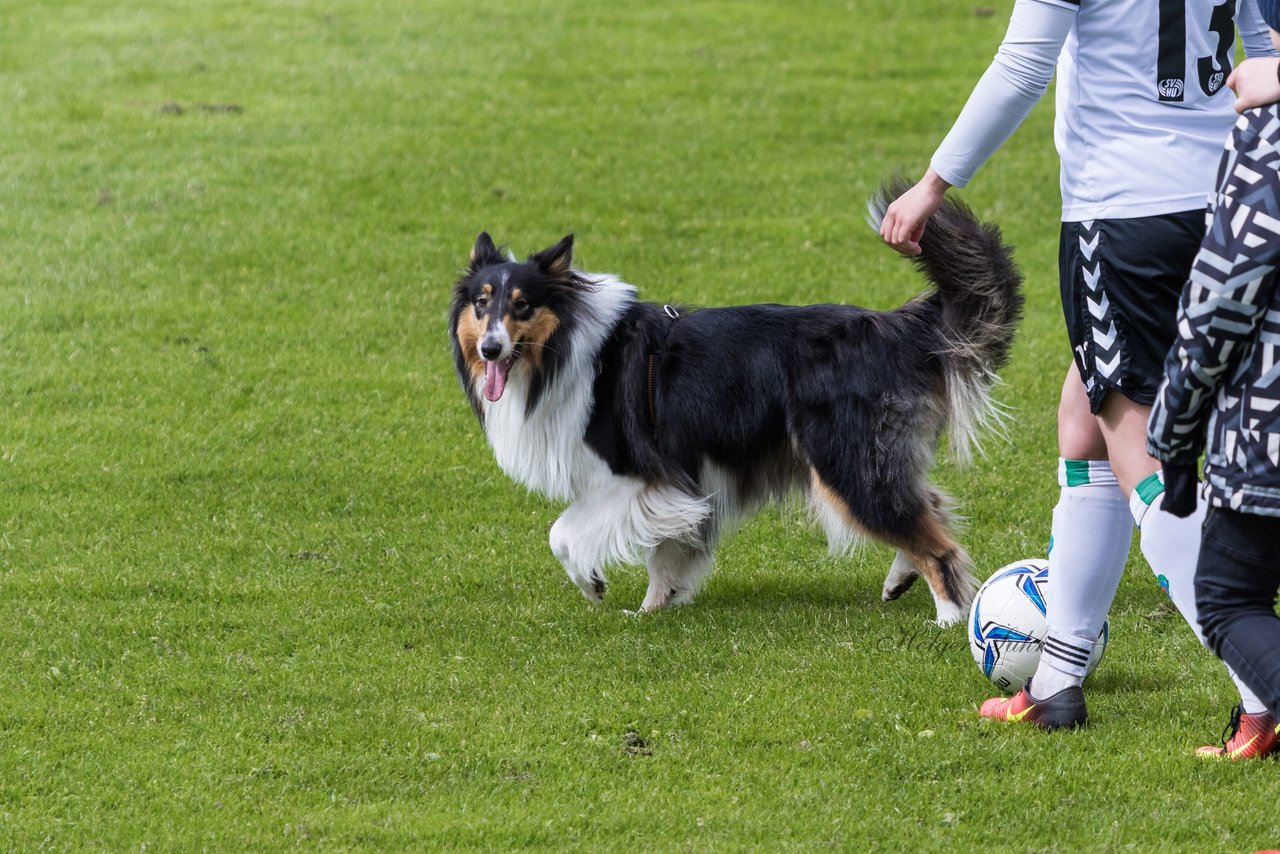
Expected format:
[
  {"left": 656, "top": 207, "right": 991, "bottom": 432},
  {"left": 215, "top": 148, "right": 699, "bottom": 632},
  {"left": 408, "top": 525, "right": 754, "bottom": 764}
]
[
  {"left": 1131, "top": 472, "right": 1267, "bottom": 715},
  {"left": 1029, "top": 460, "right": 1133, "bottom": 698}
]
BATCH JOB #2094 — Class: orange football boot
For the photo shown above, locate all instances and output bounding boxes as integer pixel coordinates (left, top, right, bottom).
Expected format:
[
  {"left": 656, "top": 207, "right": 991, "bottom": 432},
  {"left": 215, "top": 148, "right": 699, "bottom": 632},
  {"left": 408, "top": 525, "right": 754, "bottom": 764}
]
[
  {"left": 1196, "top": 705, "right": 1280, "bottom": 760},
  {"left": 980, "top": 684, "right": 1087, "bottom": 730}
]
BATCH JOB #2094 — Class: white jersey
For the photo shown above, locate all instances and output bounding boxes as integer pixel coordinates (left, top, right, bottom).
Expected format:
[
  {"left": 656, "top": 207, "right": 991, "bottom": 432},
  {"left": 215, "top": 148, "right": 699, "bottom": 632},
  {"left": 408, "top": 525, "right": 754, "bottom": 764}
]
[
  {"left": 928, "top": 0, "right": 1273, "bottom": 222},
  {"left": 1054, "top": 0, "right": 1269, "bottom": 220}
]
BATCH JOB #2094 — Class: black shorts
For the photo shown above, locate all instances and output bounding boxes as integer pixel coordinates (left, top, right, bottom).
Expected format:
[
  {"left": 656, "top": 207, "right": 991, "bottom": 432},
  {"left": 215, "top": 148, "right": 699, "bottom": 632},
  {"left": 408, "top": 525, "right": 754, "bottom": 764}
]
[{"left": 1059, "top": 210, "right": 1206, "bottom": 414}]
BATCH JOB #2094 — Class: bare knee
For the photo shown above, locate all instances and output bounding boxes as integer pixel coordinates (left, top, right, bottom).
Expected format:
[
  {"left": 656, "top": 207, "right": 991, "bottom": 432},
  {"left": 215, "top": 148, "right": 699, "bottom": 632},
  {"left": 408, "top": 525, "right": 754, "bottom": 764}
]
[
  {"left": 1057, "top": 363, "right": 1106, "bottom": 459},
  {"left": 1096, "top": 392, "right": 1161, "bottom": 496}
]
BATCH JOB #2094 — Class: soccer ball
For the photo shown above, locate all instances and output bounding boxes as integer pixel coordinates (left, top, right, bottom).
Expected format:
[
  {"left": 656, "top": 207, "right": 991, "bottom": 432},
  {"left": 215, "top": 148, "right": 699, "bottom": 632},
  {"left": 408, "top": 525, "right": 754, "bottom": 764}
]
[{"left": 968, "top": 558, "right": 1108, "bottom": 692}]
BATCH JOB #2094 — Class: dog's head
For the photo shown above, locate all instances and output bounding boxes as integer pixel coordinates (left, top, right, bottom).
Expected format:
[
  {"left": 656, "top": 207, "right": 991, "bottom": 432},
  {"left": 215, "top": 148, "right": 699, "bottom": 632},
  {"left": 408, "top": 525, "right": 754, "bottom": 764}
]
[{"left": 450, "top": 232, "right": 589, "bottom": 415}]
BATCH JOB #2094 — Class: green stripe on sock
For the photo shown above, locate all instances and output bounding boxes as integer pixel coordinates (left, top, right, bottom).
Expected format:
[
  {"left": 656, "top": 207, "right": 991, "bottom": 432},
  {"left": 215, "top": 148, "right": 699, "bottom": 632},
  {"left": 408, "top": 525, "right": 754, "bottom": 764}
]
[
  {"left": 1135, "top": 472, "right": 1164, "bottom": 507},
  {"left": 1063, "top": 459, "right": 1092, "bottom": 487}
]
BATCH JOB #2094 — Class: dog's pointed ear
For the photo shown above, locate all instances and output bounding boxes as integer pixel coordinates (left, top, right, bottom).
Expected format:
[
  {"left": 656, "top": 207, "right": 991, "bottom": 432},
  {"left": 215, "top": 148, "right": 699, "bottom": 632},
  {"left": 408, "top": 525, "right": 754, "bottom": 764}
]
[
  {"left": 469, "top": 232, "right": 504, "bottom": 272},
  {"left": 531, "top": 234, "right": 574, "bottom": 276}
]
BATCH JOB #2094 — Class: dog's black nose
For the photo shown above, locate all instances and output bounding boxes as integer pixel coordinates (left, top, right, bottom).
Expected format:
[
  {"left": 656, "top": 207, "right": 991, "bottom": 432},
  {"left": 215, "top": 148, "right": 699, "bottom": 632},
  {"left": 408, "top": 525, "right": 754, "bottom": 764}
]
[{"left": 481, "top": 341, "right": 503, "bottom": 360}]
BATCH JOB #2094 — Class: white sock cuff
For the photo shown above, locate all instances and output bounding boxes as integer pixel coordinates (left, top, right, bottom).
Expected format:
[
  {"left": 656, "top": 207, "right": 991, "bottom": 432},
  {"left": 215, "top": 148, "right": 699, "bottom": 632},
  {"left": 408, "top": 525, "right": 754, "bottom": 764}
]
[
  {"left": 1226, "top": 662, "right": 1268, "bottom": 714},
  {"left": 1058, "top": 458, "right": 1119, "bottom": 489},
  {"left": 1039, "top": 632, "right": 1096, "bottom": 680},
  {"left": 1129, "top": 471, "right": 1165, "bottom": 528}
]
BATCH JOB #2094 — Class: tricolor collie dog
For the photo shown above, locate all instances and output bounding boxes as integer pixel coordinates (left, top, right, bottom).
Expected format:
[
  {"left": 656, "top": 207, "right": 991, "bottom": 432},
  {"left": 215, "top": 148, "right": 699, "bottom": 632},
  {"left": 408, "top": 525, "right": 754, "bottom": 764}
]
[{"left": 449, "top": 184, "right": 1022, "bottom": 625}]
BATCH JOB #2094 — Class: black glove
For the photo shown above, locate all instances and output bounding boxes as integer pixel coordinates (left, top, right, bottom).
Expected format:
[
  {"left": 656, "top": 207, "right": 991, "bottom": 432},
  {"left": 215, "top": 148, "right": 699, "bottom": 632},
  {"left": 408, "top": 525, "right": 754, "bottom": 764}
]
[{"left": 1161, "top": 462, "right": 1199, "bottom": 518}]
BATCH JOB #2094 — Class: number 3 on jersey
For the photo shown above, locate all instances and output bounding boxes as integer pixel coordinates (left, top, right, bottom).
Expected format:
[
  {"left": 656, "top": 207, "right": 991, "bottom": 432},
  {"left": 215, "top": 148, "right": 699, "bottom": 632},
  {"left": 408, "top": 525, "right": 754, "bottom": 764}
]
[{"left": 1157, "top": 0, "right": 1236, "bottom": 102}]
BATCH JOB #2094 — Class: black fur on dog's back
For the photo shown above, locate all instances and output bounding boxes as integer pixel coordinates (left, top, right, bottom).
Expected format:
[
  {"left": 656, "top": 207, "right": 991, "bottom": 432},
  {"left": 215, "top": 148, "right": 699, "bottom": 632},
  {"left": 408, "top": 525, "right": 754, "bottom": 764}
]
[{"left": 585, "top": 300, "right": 945, "bottom": 490}]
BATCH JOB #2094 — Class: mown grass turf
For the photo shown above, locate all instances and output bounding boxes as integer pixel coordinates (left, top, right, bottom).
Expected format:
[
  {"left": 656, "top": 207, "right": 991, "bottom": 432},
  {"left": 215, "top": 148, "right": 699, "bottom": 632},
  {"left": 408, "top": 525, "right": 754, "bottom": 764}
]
[{"left": 2, "top": 0, "right": 1276, "bottom": 850}]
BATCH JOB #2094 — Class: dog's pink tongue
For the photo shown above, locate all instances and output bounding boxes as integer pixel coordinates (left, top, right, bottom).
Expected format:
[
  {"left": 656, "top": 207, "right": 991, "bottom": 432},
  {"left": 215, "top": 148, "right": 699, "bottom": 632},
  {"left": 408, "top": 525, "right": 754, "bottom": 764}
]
[{"left": 483, "top": 359, "right": 509, "bottom": 402}]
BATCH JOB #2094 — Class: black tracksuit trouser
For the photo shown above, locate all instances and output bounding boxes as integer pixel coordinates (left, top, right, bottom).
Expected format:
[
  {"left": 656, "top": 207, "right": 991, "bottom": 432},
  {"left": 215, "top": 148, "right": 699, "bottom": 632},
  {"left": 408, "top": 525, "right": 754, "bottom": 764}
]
[{"left": 1195, "top": 507, "right": 1280, "bottom": 717}]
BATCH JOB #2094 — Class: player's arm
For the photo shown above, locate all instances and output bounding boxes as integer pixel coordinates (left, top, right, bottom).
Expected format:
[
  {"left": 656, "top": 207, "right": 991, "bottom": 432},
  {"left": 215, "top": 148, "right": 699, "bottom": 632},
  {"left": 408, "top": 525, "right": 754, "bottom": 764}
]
[
  {"left": 1236, "top": 0, "right": 1277, "bottom": 58},
  {"left": 1147, "top": 109, "right": 1280, "bottom": 465},
  {"left": 880, "top": 0, "right": 1076, "bottom": 255}
]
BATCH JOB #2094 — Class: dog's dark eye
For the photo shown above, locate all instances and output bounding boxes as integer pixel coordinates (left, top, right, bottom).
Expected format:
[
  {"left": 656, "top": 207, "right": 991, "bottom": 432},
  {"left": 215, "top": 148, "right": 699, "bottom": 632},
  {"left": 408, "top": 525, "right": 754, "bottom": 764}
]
[
  {"left": 513, "top": 297, "right": 529, "bottom": 313},
  {"left": 475, "top": 296, "right": 489, "bottom": 313}
]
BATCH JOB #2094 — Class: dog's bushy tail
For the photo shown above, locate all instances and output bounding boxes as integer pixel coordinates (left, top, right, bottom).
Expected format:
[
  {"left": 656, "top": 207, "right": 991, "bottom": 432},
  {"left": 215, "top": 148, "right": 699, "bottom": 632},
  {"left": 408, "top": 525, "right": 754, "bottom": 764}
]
[{"left": 868, "top": 178, "right": 1024, "bottom": 464}]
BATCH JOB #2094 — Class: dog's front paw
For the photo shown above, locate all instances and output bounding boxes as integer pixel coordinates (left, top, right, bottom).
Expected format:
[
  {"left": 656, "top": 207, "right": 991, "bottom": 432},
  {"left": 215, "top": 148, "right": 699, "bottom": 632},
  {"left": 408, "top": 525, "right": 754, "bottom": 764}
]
[
  {"left": 640, "top": 584, "right": 691, "bottom": 611},
  {"left": 569, "top": 568, "right": 607, "bottom": 604}
]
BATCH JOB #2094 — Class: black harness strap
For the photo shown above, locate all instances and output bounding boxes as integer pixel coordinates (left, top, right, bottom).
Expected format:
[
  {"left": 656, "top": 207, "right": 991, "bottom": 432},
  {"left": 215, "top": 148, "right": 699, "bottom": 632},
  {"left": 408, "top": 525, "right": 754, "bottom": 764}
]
[{"left": 646, "top": 304, "right": 681, "bottom": 441}]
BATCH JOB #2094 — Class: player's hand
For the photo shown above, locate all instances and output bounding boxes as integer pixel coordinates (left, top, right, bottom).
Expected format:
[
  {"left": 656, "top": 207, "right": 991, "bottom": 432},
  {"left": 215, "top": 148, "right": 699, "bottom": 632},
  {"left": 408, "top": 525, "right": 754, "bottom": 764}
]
[
  {"left": 880, "top": 170, "right": 951, "bottom": 256},
  {"left": 1228, "top": 57, "right": 1280, "bottom": 113},
  {"left": 1160, "top": 462, "right": 1199, "bottom": 518}
]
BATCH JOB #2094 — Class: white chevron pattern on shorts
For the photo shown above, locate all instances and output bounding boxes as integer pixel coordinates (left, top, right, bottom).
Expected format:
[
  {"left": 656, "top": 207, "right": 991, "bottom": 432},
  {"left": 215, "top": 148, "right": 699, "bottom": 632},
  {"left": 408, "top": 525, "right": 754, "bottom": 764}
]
[
  {"left": 1092, "top": 320, "right": 1118, "bottom": 350},
  {"left": 1083, "top": 263, "right": 1102, "bottom": 291},
  {"left": 1076, "top": 221, "right": 1121, "bottom": 382},
  {"left": 1079, "top": 232, "right": 1100, "bottom": 261}
]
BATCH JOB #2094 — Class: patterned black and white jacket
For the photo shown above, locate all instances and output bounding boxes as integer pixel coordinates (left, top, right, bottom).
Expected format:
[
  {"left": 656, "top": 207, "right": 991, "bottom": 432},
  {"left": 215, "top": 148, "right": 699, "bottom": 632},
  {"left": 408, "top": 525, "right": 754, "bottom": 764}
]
[{"left": 1148, "top": 103, "right": 1280, "bottom": 516}]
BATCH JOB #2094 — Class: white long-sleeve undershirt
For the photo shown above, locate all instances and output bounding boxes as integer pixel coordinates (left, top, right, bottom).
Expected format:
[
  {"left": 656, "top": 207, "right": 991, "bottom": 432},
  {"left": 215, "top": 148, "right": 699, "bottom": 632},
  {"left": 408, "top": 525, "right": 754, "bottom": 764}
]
[{"left": 930, "top": 0, "right": 1075, "bottom": 188}]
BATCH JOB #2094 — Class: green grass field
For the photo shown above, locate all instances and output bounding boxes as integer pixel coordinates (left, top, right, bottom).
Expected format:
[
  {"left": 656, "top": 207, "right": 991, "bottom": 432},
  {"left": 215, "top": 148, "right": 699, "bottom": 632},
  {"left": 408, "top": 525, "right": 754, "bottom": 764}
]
[{"left": 3, "top": 0, "right": 1277, "bottom": 849}]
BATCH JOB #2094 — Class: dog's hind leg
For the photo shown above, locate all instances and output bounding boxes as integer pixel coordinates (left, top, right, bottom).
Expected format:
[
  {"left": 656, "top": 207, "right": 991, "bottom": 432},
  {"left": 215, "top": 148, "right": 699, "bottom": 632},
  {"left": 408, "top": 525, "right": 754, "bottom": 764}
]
[
  {"left": 641, "top": 538, "right": 715, "bottom": 611},
  {"left": 878, "top": 494, "right": 977, "bottom": 626},
  {"left": 811, "top": 469, "right": 976, "bottom": 626},
  {"left": 883, "top": 487, "right": 977, "bottom": 624},
  {"left": 895, "top": 510, "right": 977, "bottom": 627},
  {"left": 881, "top": 550, "right": 921, "bottom": 602}
]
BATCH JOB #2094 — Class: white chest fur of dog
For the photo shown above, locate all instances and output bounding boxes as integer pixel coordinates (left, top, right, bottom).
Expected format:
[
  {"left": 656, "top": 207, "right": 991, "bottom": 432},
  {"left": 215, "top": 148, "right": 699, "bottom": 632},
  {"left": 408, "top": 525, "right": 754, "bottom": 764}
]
[
  {"left": 478, "top": 276, "right": 632, "bottom": 501},
  {"left": 474, "top": 277, "right": 714, "bottom": 610}
]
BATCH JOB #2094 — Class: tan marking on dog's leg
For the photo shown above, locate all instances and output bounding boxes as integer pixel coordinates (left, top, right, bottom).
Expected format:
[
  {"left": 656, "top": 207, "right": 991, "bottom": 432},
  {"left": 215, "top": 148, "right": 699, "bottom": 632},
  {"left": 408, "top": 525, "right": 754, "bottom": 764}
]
[
  {"left": 810, "top": 469, "right": 973, "bottom": 625},
  {"left": 893, "top": 510, "right": 974, "bottom": 627},
  {"left": 808, "top": 468, "right": 861, "bottom": 554},
  {"left": 810, "top": 469, "right": 848, "bottom": 518}
]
